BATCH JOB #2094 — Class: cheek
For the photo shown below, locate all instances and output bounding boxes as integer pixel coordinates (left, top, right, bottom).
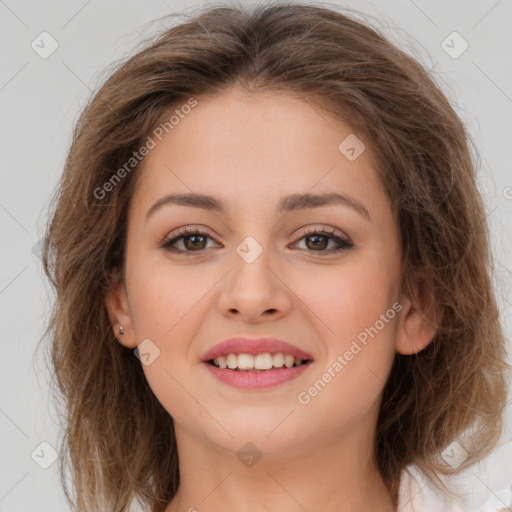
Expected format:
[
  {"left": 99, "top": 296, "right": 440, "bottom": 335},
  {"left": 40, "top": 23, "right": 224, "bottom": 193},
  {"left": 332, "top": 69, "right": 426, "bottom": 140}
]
[
  {"left": 126, "top": 259, "right": 208, "bottom": 425},
  {"left": 127, "top": 254, "right": 212, "bottom": 339},
  {"left": 292, "top": 258, "right": 399, "bottom": 410},
  {"left": 292, "top": 256, "right": 400, "bottom": 346},
  {"left": 125, "top": 257, "right": 216, "bottom": 409}
]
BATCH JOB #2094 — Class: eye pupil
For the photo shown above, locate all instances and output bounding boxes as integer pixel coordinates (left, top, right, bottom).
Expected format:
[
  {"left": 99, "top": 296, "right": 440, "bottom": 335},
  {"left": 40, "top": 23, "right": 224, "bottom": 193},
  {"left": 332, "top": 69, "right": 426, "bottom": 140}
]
[
  {"left": 185, "top": 235, "right": 207, "bottom": 250},
  {"left": 307, "top": 235, "right": 328, "bottom": 250}
]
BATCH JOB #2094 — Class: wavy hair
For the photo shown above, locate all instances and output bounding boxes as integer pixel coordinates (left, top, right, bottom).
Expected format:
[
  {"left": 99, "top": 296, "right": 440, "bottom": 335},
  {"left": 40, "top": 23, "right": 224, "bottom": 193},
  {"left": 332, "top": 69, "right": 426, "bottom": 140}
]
[{"left": 41, "top": 2, "right": 509, "bottom": 510}]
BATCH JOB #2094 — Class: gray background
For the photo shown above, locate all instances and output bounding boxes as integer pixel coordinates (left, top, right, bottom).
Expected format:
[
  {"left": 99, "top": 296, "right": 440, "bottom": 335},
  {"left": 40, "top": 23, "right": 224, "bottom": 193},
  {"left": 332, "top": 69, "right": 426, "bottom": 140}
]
[{"left": 1, "top": 0, "right": 511, "bottom": 510}]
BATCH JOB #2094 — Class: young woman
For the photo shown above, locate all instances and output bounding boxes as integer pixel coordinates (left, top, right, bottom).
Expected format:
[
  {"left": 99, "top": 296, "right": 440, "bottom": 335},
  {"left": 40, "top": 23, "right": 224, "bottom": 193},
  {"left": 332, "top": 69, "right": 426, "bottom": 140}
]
[{"left": 42, "top": 3, "right": 511, "bottom": 511}]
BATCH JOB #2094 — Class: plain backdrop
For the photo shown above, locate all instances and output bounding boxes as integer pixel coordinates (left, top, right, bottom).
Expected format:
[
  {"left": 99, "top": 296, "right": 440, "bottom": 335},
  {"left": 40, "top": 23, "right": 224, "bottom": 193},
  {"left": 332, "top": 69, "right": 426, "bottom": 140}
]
[{"left": 0, "top": 0, "right": 511, "bottom": 510}]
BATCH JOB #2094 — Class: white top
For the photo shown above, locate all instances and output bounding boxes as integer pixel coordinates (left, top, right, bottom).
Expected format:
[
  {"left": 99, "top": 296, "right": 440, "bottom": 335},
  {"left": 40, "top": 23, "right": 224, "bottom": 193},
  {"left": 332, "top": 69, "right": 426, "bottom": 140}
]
[{"left": 397, "top": 441, "right": 512, "bottom": 512}]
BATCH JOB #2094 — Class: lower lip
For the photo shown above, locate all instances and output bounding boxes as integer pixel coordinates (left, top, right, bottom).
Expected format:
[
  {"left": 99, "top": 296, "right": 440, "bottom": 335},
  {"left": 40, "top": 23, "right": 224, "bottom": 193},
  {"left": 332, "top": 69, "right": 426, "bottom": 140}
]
[{"left": 203, "top": 361, "right": 313, "bottom": 389}]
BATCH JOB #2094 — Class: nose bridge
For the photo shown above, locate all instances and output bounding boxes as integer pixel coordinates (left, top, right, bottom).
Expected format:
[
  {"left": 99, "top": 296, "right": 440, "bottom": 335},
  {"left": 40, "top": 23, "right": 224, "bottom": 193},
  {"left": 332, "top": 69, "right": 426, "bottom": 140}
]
[
  {"left": 218, "top": 233, "right": 291, "bottom": 320},
  {"left": 231, "top": 233, "right": 275, "bottom": 295}
]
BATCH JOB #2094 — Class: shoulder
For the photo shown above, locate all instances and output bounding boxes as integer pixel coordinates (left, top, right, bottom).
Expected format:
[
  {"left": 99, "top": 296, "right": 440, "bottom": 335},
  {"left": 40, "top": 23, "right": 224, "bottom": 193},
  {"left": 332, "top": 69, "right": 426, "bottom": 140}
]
[{"left": 397, "top": 441, "right": 512, "bottom": 512}]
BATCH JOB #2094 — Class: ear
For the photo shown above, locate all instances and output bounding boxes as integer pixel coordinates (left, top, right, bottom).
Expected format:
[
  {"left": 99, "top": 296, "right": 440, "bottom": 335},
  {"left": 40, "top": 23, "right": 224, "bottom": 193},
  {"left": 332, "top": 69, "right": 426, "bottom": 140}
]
[
  {"left": 105, "top": 268, "right": 138, "bottom": 349},
  {"left": 396, "top": 275, "right": 437, "bottom": 355}
]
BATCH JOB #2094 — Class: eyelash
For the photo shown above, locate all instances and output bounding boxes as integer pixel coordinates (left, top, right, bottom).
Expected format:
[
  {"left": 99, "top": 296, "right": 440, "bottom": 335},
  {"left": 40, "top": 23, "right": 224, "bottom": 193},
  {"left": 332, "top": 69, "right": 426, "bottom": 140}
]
[{"left": 161, "top": 226, "right": 354, "bottom": 255}]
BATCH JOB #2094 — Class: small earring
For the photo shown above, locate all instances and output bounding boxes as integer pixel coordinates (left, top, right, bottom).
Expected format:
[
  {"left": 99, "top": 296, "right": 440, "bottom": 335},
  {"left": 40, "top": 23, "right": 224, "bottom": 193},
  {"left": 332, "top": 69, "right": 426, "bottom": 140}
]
[{"left": 119, "top": 325, "right": 125, "bottom": 335}]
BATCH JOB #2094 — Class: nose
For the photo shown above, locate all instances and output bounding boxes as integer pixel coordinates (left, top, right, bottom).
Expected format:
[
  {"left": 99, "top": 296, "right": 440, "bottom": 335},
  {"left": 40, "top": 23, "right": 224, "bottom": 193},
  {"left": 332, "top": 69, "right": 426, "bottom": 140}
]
[{"left": 217, "top": 243, "right": 292, "bottom": 323}]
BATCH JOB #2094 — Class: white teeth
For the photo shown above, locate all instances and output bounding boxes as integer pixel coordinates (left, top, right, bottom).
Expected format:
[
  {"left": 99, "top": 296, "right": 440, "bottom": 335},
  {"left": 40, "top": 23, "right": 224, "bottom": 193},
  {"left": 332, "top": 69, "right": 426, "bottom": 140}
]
[
  {"left": 237, "top": 353, "right": 254, "bottom": 370},
  {"left": 226, "top": 353, "right": 237, "bottom": 369},
  {"left": 272, "top": 352, "right": 284, "bottom": 368},
  {"left": 284, "top": 354, "right": 295, "bottom": 368},
  {"left": 211, "top": 352, "right": 308, "bottom": 371},
  {"left": 255, "top": 353, "right": 273, "bottom": 370}
]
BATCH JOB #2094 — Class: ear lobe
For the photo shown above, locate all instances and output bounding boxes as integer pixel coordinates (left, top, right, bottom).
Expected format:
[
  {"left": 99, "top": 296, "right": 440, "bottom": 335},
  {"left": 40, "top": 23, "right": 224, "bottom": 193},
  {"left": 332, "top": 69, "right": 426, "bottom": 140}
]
[
  {"left": 105, "top": 269, "right": 138, "bottom": 349},
  {"left": 396, "top": 277, "right": 438, "bottom": 355}
]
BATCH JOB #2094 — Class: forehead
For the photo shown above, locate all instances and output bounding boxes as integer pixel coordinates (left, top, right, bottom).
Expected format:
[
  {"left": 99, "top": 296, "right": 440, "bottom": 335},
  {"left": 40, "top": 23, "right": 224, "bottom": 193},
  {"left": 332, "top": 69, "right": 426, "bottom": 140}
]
[{"left": 131, "top": 87, "right": 384, "bottom": 217}]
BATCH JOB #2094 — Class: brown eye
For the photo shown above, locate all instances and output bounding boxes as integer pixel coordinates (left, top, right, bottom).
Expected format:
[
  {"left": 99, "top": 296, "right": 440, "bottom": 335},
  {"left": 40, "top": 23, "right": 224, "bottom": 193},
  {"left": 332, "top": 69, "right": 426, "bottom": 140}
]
[
  {"left": 162, "top": 227, "right": 219, "bottom": 254},
  {"left": 293, "top": 228, "right": 353, "bottom": 253},
  {"left": 305, "top": 234, "right": 329, "bottom": 251},
  {"left": 182, "top": 234, "right": 208, "bottom": 250}
]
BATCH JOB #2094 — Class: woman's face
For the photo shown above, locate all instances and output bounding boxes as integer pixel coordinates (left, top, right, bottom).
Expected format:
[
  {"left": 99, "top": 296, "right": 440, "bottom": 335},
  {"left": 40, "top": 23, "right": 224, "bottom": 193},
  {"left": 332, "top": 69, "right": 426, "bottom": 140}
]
[{"left": 108, "top": 87, "right": 428, "bottom": 457}]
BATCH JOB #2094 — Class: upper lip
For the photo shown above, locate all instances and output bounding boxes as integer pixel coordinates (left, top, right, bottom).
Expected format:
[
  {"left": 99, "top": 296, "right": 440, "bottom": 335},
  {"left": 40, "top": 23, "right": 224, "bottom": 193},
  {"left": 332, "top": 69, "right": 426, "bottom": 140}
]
[{"left": 201, "top": 337, "right": 314, "bottom": 362}]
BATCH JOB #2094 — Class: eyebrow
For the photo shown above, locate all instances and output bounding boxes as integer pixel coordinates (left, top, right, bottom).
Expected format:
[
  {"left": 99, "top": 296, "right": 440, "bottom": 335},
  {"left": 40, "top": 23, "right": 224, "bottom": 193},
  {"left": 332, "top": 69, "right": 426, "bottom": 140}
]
[{"left": 145, "top": 192, "right": 371, "bottom": 221}]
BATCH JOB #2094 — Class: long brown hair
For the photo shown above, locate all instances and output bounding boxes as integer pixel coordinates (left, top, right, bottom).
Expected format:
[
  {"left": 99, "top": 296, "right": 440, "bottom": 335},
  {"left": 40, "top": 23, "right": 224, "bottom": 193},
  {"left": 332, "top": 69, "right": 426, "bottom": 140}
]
[{"left": 41, "top": 2, "right": 509, "bottom": 510}]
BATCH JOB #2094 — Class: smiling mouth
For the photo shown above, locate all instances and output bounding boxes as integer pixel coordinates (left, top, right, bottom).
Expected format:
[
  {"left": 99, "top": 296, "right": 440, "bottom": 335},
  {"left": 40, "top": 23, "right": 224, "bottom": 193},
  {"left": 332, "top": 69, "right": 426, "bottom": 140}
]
[{"left": 207, "top": 352, "right": 312, "bottom": 372}]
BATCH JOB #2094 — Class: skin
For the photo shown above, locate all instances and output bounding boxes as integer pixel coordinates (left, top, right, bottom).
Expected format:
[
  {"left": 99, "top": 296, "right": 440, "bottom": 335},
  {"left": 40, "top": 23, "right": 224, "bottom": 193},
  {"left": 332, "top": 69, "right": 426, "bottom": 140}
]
[{"left": 106, "top": 86, "right": 435, "bottom": 512}]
